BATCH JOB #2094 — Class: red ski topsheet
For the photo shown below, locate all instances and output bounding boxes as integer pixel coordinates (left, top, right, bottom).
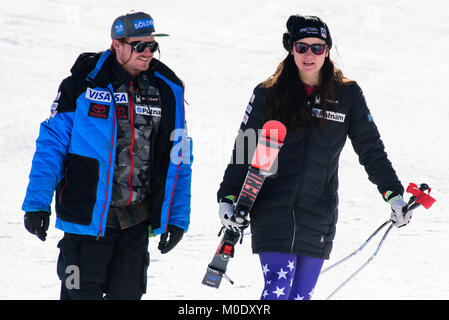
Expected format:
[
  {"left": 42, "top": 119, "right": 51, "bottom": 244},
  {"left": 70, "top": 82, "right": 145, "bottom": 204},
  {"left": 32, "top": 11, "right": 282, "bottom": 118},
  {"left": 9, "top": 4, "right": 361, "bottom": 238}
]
[{"left": 251, "top": 120, "right": 287, "bottom": 172}]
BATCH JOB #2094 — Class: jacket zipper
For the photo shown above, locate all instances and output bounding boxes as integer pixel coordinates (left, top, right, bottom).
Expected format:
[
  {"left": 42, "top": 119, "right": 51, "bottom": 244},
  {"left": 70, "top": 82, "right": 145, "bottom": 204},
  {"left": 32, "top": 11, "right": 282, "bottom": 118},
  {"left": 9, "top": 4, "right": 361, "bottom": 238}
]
[
  {"left": 59, "top": 167, "right": 68, "bottom": 205},
  {"left": 289, "top": 133, "right": 306, "bottom": 253},
  {"left": 290, "top": 208, "right": 297, "bottom": 253},
  {"left": 125, "top": 82, "right": 136, "bottom": 207},
  {"left": 97, "top": 85, "right": 117, "bottom": 239}
]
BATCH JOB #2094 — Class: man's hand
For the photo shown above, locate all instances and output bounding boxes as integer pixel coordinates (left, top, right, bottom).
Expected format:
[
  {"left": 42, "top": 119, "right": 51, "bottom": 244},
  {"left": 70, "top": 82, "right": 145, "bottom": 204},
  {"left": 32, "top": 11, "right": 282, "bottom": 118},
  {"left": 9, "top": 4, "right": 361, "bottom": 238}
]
[
  {"left": 24, "top": 211, "right": 50, "bottom": 241},
  {"left": 158, "top": 225, "right": 184, "bottom": 254}
]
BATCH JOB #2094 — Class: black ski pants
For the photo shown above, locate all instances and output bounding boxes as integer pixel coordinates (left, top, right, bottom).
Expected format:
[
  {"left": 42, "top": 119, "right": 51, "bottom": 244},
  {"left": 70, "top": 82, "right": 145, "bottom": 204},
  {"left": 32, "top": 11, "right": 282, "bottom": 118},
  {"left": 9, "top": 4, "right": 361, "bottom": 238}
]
[{"left": 56, "top": 220, "right": 150, "bottom": 300}]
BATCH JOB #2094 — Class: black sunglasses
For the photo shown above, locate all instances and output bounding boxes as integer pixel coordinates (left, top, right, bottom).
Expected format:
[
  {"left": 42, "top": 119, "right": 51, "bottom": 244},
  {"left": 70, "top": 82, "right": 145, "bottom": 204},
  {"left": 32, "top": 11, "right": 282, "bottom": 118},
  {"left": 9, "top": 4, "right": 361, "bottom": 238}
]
[
  {"left": 124, "top": 40, "right": 159, "bottom": 53},
  {"left": 294, "top": 42, "right": 327, "bottom": 55}
]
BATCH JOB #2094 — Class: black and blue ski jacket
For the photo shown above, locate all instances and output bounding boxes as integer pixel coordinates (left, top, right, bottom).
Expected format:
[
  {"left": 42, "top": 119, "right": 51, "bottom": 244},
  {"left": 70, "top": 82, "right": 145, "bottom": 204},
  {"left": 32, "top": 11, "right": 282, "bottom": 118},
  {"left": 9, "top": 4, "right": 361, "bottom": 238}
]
[{"left": 22, "top": 50, "right": 193, "bottom": 237}]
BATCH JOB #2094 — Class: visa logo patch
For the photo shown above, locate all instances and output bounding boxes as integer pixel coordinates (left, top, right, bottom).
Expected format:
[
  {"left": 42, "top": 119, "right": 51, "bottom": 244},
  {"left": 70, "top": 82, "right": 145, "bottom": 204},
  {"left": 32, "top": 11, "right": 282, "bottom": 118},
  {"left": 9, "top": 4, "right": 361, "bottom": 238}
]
[
  {"left": 86, "top": 88, "right": 128, "bottom": 104},
  {"left": 114, "top": 92, "right": 128, "bottom": 103},
  {"left": 86, "top": 88, "right": 112, "bottom": 103}
]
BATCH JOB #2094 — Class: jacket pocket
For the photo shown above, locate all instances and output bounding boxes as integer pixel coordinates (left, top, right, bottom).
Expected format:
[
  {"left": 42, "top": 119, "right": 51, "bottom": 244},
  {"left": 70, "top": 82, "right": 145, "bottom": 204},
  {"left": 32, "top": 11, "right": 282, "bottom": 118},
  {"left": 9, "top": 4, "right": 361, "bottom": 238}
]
[{"left": 56, "top": 153, "right": 99, "bottom": 225}]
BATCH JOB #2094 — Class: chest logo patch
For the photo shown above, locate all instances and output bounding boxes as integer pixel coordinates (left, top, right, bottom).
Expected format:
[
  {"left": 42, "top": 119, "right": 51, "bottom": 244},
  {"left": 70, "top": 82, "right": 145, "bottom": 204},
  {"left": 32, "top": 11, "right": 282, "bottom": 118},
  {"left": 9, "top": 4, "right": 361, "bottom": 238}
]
[
  {"left": 312, "top": 108, "right": 346, "bottom": 123},
  {"left": 88, "top": 103, "right": 110, "bottom": 119},
  {"left": 135, "top": 105, "right": 161, "bottom": 117},
  {"left": 116, "top": 105, "right": 128, "bottom": 120}
]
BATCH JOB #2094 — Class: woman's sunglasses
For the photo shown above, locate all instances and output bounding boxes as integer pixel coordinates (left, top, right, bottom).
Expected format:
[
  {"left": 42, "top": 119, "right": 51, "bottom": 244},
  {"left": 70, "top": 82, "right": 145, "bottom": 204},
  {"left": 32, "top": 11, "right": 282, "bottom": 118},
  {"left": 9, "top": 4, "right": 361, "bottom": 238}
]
[
  {"left": 124, "top": 40, "right": 159, "bottom": 53},
  {"left": 294, "top": 42, "right": 327, "bottom": 55}
]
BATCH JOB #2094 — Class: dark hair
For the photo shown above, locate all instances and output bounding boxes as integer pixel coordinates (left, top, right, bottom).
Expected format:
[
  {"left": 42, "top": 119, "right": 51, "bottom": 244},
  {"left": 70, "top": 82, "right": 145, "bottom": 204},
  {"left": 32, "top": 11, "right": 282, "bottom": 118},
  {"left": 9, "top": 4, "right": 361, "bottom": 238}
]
[{"left": 262, "top": 53, "right": 352, "bottom": 132}]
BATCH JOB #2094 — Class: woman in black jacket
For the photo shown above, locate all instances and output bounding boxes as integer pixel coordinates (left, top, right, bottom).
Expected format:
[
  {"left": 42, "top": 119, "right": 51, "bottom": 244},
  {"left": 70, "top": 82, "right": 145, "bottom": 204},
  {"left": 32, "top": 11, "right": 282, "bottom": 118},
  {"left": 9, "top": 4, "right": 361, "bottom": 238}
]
[{"left": 217, "top": 15, "right": 412, "bottom": 300}]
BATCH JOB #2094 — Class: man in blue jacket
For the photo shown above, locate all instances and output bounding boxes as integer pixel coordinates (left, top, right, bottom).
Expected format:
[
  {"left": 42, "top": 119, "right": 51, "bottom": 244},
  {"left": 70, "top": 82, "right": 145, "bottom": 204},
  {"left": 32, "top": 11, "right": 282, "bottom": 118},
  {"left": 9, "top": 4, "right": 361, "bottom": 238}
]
[{"left": 22, "top": 11, "right": 193, "bottom": 299}]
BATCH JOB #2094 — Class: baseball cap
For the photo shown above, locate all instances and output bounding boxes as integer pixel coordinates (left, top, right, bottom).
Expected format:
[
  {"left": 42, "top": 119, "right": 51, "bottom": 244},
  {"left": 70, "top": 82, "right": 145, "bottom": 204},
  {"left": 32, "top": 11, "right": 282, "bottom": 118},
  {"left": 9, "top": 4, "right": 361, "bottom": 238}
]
[{"left": 111, "top": 11, "right": 169, "bottom": 39}]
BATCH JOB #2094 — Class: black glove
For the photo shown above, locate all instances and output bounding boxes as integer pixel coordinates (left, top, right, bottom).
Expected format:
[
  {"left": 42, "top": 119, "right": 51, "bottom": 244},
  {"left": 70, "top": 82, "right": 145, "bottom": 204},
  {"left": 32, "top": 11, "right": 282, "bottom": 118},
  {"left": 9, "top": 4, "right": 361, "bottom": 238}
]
[
  {"left": 158, "top": 225, "right": 184, "bottom": 254},
  {"left": 24, "top": 211, "right": 50, "bottom": 241}
]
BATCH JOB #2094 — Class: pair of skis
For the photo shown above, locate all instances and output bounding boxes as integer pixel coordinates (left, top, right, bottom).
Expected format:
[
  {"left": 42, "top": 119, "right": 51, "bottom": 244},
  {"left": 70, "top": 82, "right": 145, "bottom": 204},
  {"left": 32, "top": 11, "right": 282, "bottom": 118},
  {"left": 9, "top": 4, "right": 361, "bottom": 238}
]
[{"left": 201, "top": 120, "right": 287, "bottom": 288}]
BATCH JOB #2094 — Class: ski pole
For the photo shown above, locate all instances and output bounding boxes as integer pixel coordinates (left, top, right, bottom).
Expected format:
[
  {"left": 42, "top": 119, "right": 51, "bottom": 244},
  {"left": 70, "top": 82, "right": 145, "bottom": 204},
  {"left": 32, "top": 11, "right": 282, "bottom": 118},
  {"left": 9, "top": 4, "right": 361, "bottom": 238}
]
[
  {"left": 320, "top": 219, "right": 392, "bottom": 274},
  {"left": 321, "top": 182, "right": 428, "bottom": 275},
  {"left": 323, "top": 183, "right": 435, "bottom": 299},
  {"left": 325, "top": 221, "right": 394, "bottom": 300}
]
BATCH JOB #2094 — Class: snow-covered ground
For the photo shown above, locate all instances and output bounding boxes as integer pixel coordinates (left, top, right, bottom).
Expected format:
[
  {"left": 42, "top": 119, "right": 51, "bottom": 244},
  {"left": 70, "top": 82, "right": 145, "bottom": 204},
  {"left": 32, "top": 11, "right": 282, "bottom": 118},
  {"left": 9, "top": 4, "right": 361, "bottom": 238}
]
[{"left": 1, "top": 0, "right": 448, "bottom": 300}]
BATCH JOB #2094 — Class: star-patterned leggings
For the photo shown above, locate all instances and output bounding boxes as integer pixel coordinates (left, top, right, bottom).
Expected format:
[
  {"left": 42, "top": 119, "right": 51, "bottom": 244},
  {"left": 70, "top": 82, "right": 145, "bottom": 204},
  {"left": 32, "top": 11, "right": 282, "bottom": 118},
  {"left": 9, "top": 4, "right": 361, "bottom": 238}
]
[{"left": 259, "top": 252, "right": 324, "bottom": 300}]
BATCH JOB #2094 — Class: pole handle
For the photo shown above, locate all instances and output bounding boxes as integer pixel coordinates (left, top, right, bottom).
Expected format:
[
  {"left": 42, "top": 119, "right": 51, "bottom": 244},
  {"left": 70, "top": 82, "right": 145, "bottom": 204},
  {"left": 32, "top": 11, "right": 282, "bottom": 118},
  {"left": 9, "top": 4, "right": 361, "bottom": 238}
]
[{"left": 406, "top": 183, "right": 436, "bottom": 211}]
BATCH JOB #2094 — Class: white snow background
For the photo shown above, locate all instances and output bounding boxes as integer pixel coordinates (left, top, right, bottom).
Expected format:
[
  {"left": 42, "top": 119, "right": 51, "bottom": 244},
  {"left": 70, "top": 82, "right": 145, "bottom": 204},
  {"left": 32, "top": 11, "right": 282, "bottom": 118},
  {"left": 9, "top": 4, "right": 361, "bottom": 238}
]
[{"left": 1, "top": 0, "right": 448, "bottom": 300}]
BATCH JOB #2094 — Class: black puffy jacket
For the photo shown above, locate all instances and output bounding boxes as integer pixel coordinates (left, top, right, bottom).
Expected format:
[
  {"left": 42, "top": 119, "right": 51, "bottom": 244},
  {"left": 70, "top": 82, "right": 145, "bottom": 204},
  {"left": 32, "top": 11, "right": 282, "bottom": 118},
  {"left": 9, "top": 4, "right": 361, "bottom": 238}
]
[{"left": 217, "top": 81, "right": 403, "bottom": 259}]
